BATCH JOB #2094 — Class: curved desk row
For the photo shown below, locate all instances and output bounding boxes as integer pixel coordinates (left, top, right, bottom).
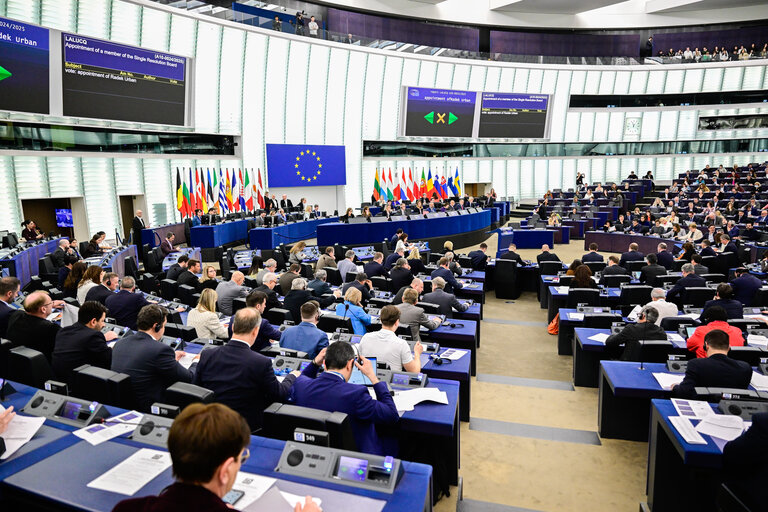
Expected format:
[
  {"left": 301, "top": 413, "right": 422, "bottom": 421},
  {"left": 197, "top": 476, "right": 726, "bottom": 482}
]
[
  {"left": 140, "top": 222, "right": 186, "bottom": 248},
  {"left": 249, "top": 216, "right": 339, "bottom": 250},
  {"left": 584, "top": 231, "right": 683, "bottom": 255},
  {"left": 189, "top": 219, "right": 249, "bottom": 248},
  {"left": 316, "top": 210, "right": 492, "bottom": 246},
  {"left": 0, "top": 238, "right": 63, "bottom": 288}
]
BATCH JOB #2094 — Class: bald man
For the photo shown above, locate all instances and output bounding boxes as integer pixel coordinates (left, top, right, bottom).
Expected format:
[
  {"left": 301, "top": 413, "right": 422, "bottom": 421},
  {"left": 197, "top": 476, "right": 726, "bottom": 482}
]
[
  {"left": 536, "top": 244, "right": 560, "bottom": 264},
  {"left": 6, "top": 290, "right": 63, "bottom": 362},
  {"left": 132, "top": 210, "right": 147, "bottom": 243},
  {"left": 215, "top": 271, "right": 250, "bottom": 316},
  {"left": 392, "top": 278, "right": 424, "bottom": 305}
]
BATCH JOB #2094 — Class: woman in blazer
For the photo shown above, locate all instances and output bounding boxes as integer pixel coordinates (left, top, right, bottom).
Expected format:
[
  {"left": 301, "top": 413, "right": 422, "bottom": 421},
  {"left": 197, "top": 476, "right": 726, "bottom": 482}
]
[
  {"left": 288, "top": 241, "right": 308, "bottom": 266},
  {"left": 187, "top": 289, "right": 228, "bottom": 339},
  {"left": 335, "top": 287, "right": 371, "bottom": 335},
  {"left": 406, "top": 246, "right": 426, "bottom": 275}
]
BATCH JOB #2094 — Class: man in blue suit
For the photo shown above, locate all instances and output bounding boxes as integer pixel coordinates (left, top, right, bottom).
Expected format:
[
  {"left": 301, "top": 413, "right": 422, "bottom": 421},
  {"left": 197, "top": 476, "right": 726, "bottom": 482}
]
[
  {"left": 290, "top": 341, "right": 399, "bottom": 455},
  {"left": 279, "top": 301, "right": 329, "bottom": 358},
  {"left": 618, "top": 242, "right": 644, "bottom": 269},
  {"left": 666, "top": 263, "right": 707, "bottom": 307},
  {"left": 701, "top": 283, "right": 743, "bottom": 320},
  {"left": 195, "top": 307, "right": 298, "bottom": 431},
  {"left": 111, "top": 305, "right": 198, "bottom": 412},
  {"left": 363, "top": 252, "right": 386, "bottom": 278},
  {"left": 699, "top": 239, "right": 717, "bottom": 257},
  {"left": 581, "top": 243, "right": 604, "bottom": 263},
  {"left": 431, "top": 257, "right": 463, "bottom": 294},
  {"left": 467, "top": 243, "right": 490, "bottom": 270},
  {"left": 0, "top": 277, "right": 20, "bottom": 338},
  {"left": 105, "top": 276, "right": 151, "bottom": 330},
  {"left": 731, "top": 268, "right": 762, "bottom": 307},
  {"left": 655, "top": 242, "right": 675, "bottom": 270}
]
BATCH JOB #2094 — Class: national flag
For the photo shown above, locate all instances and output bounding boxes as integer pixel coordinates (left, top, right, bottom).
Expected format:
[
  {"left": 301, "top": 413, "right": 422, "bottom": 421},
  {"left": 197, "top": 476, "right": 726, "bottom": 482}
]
[
  {"left": 386, "top": 168, "right": 395, "bottom": 201},
  {"left": 218, "top": 169, "right": 228, "bottom": 213},
  {"left": 392, "top": 169, "right": 402, "bottom": 201},
  {"left": 186, "top": 168, "right": 194, "bottom": 217},
  {"left": 399, "top": 168, "right": 409, "bottom": 201},
  {"left": 372, "top": 168, "right": 382, "bottom": 201},
  {"left": 454, "top": 168, "right": 463, "bottom": 197},
  {"left": 199, "top": 169, "right": 208, "bottom": 213},
  {"left": 244, "top": 169, "right": 253, "bottom": 211},
  {"left": 447, "top": 174, "right": 458, "bottom": 196},
  {"left": 256, "top": 169, "right": 265, "bottom": 209},
  {"left": 206, "top": 169, "right": 215, "bottom": 213},
  {"left": 419, "top": 169, "right": 427, "bottom": 196},
  {"left": 440, "top": 175, "right": 449, "bottom": 200},
  {"left": 175, "top": 168, "right": 186, "bottom": 217},
  {"left": 409, "top": 168, "right": 418, "bottom": 201},
  {"left": 232, "top": 168, "right": 240, "bottom": 212},
  {"left": 426, "top": 168, "right": 436, "bottom": 198},
  {"left": 225, "top": 168, "right": 233, "bottom": 212},
  {"left": 238, "top": 169, "right": 246, "bottom": 211}
]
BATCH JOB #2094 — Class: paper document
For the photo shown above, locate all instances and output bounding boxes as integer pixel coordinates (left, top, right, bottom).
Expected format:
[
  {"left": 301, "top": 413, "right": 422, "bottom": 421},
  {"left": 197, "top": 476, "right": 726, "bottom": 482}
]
[
  {"left": 0, "top": 405, "right": 45, "bottom": 460},
  {"left": 744, "top": 314, "right": 768, "bottom": 323},
  {"left": 681, "top": 313, "right": 701, "bottom": 320},
  {"left": 672, "top": 398, "right": 714, "bottom": 419},
  {"left": 230, "top": 472, "right": 277, "bottom": 510},
  {"left": 178, "top": 353, "right": 198, "bottom": 369},
  {"left": 280, "top": 491, "right": 322, "bottom": 508},
  {"left": 74, "top": 411, "right": 144, "bottom": 446},
  {"left": 666, "top": 333, "right": 685, "bottom": 343},
  {"left": 87, "top": 448, "right": 171, "bottom": 496},
  {"left": 567, "top": 312, "right": 584, "bottom": 321},
  {"left": 554, "top": 286, "right": 570, "bottom": 294},
  {"left": 669, "top": 416, "right": 707, "bottom": 445},
  {"left": 695, "top": 414, "right": 745, "bottom": 442},
  {"left": 60, "top": 303, "right": 80, "bottom": 328},
  {"left": 392, "top": 387, "right": 448, "bottom": 412},
  {"left": 46, "top": 311, "right": 62, "bottom": 322},
  {"left": 440, "top": 349, "right": 468, "bottom": 361},
  {"left": 627, "top": 305, "right": 643, "bottom": 322},
  {"left": 750, "top": 372, "right": 768, "bottom": 391},
  {"left": 587, "top": 333, "right": 609, "bottom": 343},
  {"left": 747, "top": 334, "right": 768, "bottom": 349},
  {"left": 652, "top": 372, "right": 684, "bottom": 390}
]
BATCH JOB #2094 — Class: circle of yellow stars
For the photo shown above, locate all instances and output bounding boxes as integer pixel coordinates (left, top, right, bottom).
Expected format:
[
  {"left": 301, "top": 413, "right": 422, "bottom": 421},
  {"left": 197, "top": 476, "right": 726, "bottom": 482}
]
[{"left": 295, "top": 149, "right": 322, "bottom": 182}]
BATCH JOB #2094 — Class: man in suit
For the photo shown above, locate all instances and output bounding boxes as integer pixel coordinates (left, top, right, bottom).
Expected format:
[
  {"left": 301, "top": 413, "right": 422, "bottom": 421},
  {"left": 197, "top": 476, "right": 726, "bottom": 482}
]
[
  {"left": 619, "top": 243, "right": 644, "bottom": 268},
  {"left": 85, "top": 272, "right": 119, "bottom": 305},
  {"left": 739, "top": 222, "right": 760, "bottom": 242},
  {"left": 731, "top": 267, "right": 763, "bottom": 306},
  {"left": 690, "top": 254, "right": 709, "bottom": 275},
  {"left": 605, "top": 305, "right": 667, "bottom": 360},
  {"left": 52, "top": 301, "right": 118, "bottom": 385},
  {"left": 666, "top": 263, "right": 707, "bottom": 306},
  {"left": 383, "top": 247, "right": 405, "bottom": 271},
  {"left": 279, "top": 194, "right": 293, "bottom": 210},
  {"left": 111, "top": 305, "right": 198, "bottom": 412},
  {"left": 308, "top": 269, "right": 333, "bottom": 297},
  {"left": 672, "top": 328, "right": 751, "bottom": 398},
  {"left": 388, "top": 260, "right": 414, "bottom": 296},
  {"left": 599, "top": 255, "right": 627, "bottom": 285},
  {"left": 338, "top": 250, "right": 359, "bottom": 280},
  {"left": 240, "top": 290, "right": 283, "bottom": 351},
  {"left": 581, "top": 243, "right": 604, "bottom": 263},
  {"left": 195, "top": 308, "right": 297, "bottom": 431},
  {"left": 723, "top": 412, "right": 768, "bottom": 512},
  {"left": 279, "top": 301, "right": 329, "bottom": 358},
  {"left": 215, "top": 271, "right": 249, "bottom": 316},
  {"left": 655, "top": 243, "right": 675, "bottom": 270},
  {"left": 342, "top": 272, "right": 374, "bottom": 305},
  {"left": 177, "top": 259, "right": 202, "bottom": 292},
  {"left": 278, "top": 264, "right": 302, "bottom": 295},
  {"left": 254, "top": 272, "right": 282, "bottom": 312},
  {"left": 699, "top": 239, "right": 717, "bottom": 258},
  {"left": 718, "top": 234, "right": 739, "bottom": 254},
  {"left": 363, "top": 252, "right": 386, "bottom": 278},
  {"left": 251, "top": 211, "right": 267, "bottom": 227},
  {"left": 255, "top": 259, "right": 277, "bottom": 287},
  {"left": 422, "top": 276, "right": 468, "bottom": 317},
  {"left": 105, "top": 276, "right": 152, "bottom": 330},
  {"left": 315, "top": 246, "right": 337, "bottom": 270},
  {"left": 467, "top": 243, "right": 490, "bottom": 270},
  {"left": 396, "top": 288, "right": 441, "bottom": 342},
  {"left": 536, "top": 244, "right": 560, "bottom": 264},
  {"left": 6, "top": 290, "right": 62, "bottom": 362},
  {"left": 291, "top": 341, "right": 399, "bottom": 455},
  {"left": 262, "top": 191, "right": 274, "bottom": 211},
  {"left": 51, "top": 239, "right": 76, "bottom": 269},
  {"left": 276, "top": 209, "right": 288, "bottom": 224},
  {"left": 131, "top": 210, "right": 147, "bottom": 244},
  {"left": 639, "top": 253, "right": 667, "bottom": 285},
  {"left": 166, "top": 255, "right": 189, "bottom": 280},
  {"left": 431, "top": 257, "right": 463, "bottom": 294},
  {"left": 0, "top": 277, "right": 20, "bottom": 338},
  {"left": 498, "top": 243, "right": 524, "bottom": 265},
  {"left": 392, "top": 278, "right": 423, "bottom": 306},
  {"left": 160, "top": 232, "right": 178, "bottom": 257},
  {"left": 702, "top": 283, "right": 743, "bottom": 319},
  {"left": 191, "top": 209, "right": 202, "bottom": 227},
  {"left": 642, "top": 288, "right": 679, "bottom": 325},
  {"left": 284, "top": 278, "right": 339, "bottom": 323}
]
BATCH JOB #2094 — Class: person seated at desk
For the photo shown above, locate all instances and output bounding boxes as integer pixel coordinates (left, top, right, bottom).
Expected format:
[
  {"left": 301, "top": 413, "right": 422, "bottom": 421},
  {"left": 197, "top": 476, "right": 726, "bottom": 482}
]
[
  {"left": 384, "top": 247, "right": 405, "bottom": 272},
  {"left": 84, "top": 271, "right": 118, "bottom": 305},
  {"left": 430, "top": 257, "right": 463, "bottom": 295},
  {"left": 740, "top": 221, "right": 760, "bottom": 242},
  {"left": 187, "top": 289, "right": 229, "bottom": 340},
  {"left": 20, "top": 219, "right": 44, "bottom": 241},
  {"left": 360, "top": 305, "right": 423, "bottom": 374},
  {"left": 654, "top": 242, "right": 675, "bottom": 270},
  {"left": 338, "top": 249, "right": 360, "bottom": 280},
  {"left": 757, "top": 209, "right": 768, "bottom": 225},
  {"left": 105, "top": 276, "right": 152, "bottom": 330},
  {"left": 285, "top": 278, "right": 340, "bottom": 323},
  {"left": 255, "top": 258, "right": 277, "bottom": 287},
  {"left": 51, "top": 239, "right": 77, "bottom": 268},
  {"left": 166, "top": 254, "right": 189, "bottom": 281},
  {"left": 335, "top": 287, "right": 371, "bottom": 335},
  {"left": 619, "top": 242, "right": 644, "bottom": 268},
  {"left": 499, "top": 243, "right": 524, "bottom": 266},
  {"left": 689, "top": 254, "right": 709, "bottom": 275},
  {"left": 279, "top": 301, "right": 329, "bottom": 358},
  {"left": 388, "top": 258, "right": 414, "bottom": 295},
  {"left": 405, "top": 246, "right": 426, "bottom": 275},
  {"left": 680, "top": 222, "right": 704, "bottom": 243},
  {"left": 639, "top": 253, "right": 667, "bottom": 285},
  {"left": 717, "top": 233, "right": 738, "bottom": 254},
  {"left": 6, "top": 290, "right": 62, "bottom": 362},
  {"left": 308, "top": 269, "right": 333, "bottom": 297},
  {"left": 215, "top": 271, "right": 250, "bottom": 316},
  {"left": 672, "top": 329, "right": 751, "bottom": 398},
  {"left": 599, "top": 255, "right": 627, "bottom": 284},
  {"left": 731, "top": 267, "right": 763, "bottom": 307},
  {"left": 341, "top": 207, "right": 355, "bottom": 222},
  {"left": 393, "top": 278, "right": 424, "bottom": 305},
  {"left": 200, "top": 265, "right": 219, "bottom": 290},
  {"left": 379, "top": 204, "right": 394, "bottom": 220},
  {"left": 397, "top": 288, "right": 441, "bottom": 342},
  {"left": 177, "top": 258, "right": 201, "bottom": 291},
  {"left": 422, "top": 276, "right": 468, "bottom": 318},
  {"left": 0, "top": 277, "right": 20, "bottom": 338},
  {"left": 313, "top": 204, "right": 323, "bottom": 218},
  {"left": 315, "top": 246, "right": 337, "bottom": 270},
  {"left": 536, "top": 244, "right": 560, "bottom": 264},
  {"left": 57, "top": 255, "right": 78, "bottom": 291},
  {"left": 342, "top": 272, "right": 373, "bottom": 306},
  {"left": 278, "top": 264, "right": 302, "bottom": 295},
  {"left": 237, "top": 290, "right": 283, "bottom": 351},
  {"left": 468, "top": 243, "right": 490, "bottom": 270},
  {"left": 605, "top": 305, "right": 667, "bottom": 360},
  {"left": 246, "top": 254, "right": 263, "bottom": 277},
  {"left": 687, "top": 306, "right": 744, "bottom": 358},
  {"left": 288, "top": 241, "right": 308, "bottom": 266},
  {"left": 276, "top": 208, "right": 288, "bottom": 224},
  {"left": 62, "top": 261, "right": 87, "bottom": 298},
  {"left": 444, "top": 251, "right": 463, "bottom": 277},
  {"left": 191, "top": 209, "right": 203, "bottom": 227},
  {"left": 702, "top": 283, "right": 743, "bottom": 320},
  {"left": 251, "top": 211, "right": 267, "bottom": 227},
  {"left": 81, "top": 233, "right": 104, "bottom": 259},
  {"left": 628, "top": 218, "right": 645, "bottom": 234},
  {"left": 254, "top": 272, "right": 281, "bottom": 312},
  {"left": 582, "top": 243, "right": 603, "bottom": 263},
  {"left": 363, "top": 251, "right": 386, "bottom": 278},
  {"left": 643, "top": 288, "right": 679, "bottom": 325},
  {"left": 52, "top": 301, "right": 116, "bottom": 385},
  {"left": 389, "top": 228, "right": 404, "bottom": 251},
  {"left": 723, "top": 412, "right": 768, "bottom": 512},
  {"left": 569, "top": 264, "right": 597, "bottom": 288},
  {"left": 111, "top": 305, "right": 198, "bottom": 412},
  {"left": 291, "top": 342, "right": 398, "bottom": 456},
  {"left": 666, "top": 263, "right": 706, "bottom": 307},
  {"left": 160, "top": 232, "right": 178, "bottom": 257},
  {"left": 77, "top": 265, "right": 104, "bottom": 305}
]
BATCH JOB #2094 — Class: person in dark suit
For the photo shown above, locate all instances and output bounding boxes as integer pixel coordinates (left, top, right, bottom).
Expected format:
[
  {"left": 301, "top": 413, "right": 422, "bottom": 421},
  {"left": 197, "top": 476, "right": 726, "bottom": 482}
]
[
  {"left": 283, "top": 278, "right": 339, "bottom": 323},
  {"left": 111, "top": 305, "right": 197, "bottom": 412},
  {"left": 6, "top": 291, "right": 62, "bottom": 362},
  {"left": 723, "top": 412, "right": 768, "bottom": 512},
  {"left": 279, "top": 194, "right": 293, "bottom": 209},
  {"left": 421, "top": 276, "right": 469, "bottom": 317},
  {"left": 672, "top": 328, "right": 751, "bottom": 398},
  {"left": 52, "top": 301, "right": 117, "bottom": 385},
  {"left": 605, "top": 305, "right": 667, "bottom": 360},
  {"left": 388, "top": 261, "right": 414, "bottom": 297},
  {"left": 536, "top": 244, "right": 560, "bottom": 264},
  {"left": 0, "top": 277, "right": 21, "bottom": 338},
  {"left": 177, "top": 259, "right": 203, "bottom": 293},
  {"left": 392, "top": 278, "right": 423, "bottom": 305},
  {"left": 254, "top": 272, "right": 282, "bottom": 312},
  {"left": 363, "top": 252, "right": 386, "bottom": 278},
  {"left": 690, "top": 254, "right": 709, "bottom": 275},
  {"left": 240, "top": 290, "right": 284, "bottom": 351},
  {"left": 290, "top": 341, "right": 399, "bottom": 455},
  {"left": 619, "top": 242, "right": 644, "bottom": 268},
  {"left": 430, "top": 257, "right": 463, "bottom": 294},
  {"left": 342, "top": 272, "right": 374, "bottom": 306},
  {"left": 639, "top": 253, "right": 667, "bottom": 285},
  {"left": 105, "top": 276, "right": 151, "bottom": 330},
  {"left": 166, "top": 255, "right": 189, "bottom": 281},
  {"left": 195, "top": 308, "right": 297, "bottom": 431},
  {"left": 131, "top": 210, "right": 146, "bottom": 244},
  {"left": 84, "top": 272, "right": 119, "bottom": 305},
  {"left": 160, "top": 232, "right": 177, "bottom": 257},
  {"left": 308, "top": 269, "right": 333, "bottom": 297},
  {"left": 581, "top": 243, "right": 604, "bottom": 263},
  {"left": 51, "top": 239, "right": 76, "bottom": 269},
  {"left": 666, "top": 263, "right": 707, "bottom": 306},
  {"left": 499, "top": 243, "right": 524, "bottom": 265},
  {"left": 82, "top": 234, "right": 104, "bottom": 258},
  {"left": 699, "top": 239, "right": 717, "bottom": 258},
  {"left": 731, "top": 267, "right": 763, "bottom": 306},
  {"left": 598, "top": 255, "right": 627, "bottom": 285},
  {"left": 467, "top": 243, "right": 490, "bottom": 270},
  {"left": 718, "top": 234, "right": 738, "bottom": 255},
  {"left": 701, "top": 283, "right": 743, "bottom": 320},
  {"left": 383, "top": 248, "right": 405, "bottom": 271},
  {"left": 655, "top": 242, "right": 675, "bottom": 270}
]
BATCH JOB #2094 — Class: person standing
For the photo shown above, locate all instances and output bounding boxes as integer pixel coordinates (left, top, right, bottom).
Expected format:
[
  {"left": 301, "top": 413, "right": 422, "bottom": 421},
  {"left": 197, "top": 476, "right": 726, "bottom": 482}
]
[
  {"left": 271, "top": 15, "right": 282, "bottom": 31},
  {"left": 308, "top": 16, "right": 319, "bottom": 37}
]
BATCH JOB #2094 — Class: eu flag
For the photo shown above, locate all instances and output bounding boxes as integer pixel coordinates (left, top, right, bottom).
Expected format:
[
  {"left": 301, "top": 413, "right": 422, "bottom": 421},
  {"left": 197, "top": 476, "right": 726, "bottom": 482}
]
[{"left": 266, "top": 144, "right": 347, "bottom": 188}]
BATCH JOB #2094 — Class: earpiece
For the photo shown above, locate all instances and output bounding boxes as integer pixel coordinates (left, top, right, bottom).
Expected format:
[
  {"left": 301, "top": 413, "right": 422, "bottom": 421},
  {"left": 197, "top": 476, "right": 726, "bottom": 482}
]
[{"left": 153, "top": 323, "right": 162, "bottom": 333}]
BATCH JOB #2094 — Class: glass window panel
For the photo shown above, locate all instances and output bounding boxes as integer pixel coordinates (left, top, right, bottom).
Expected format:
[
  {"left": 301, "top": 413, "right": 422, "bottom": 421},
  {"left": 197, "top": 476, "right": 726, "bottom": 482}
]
[
  {"left": 140, "top": 6, "right": 170, "bottom": 52},
  {"left": 591, "top": 158, "right": 605, "bottom": 185},
  {"left": 378, "top": 56, "right": 403, "bottom": 141},
  {"left": 168, "top": 12, "right": 196, "bottom": 57},
  {"left": 46, "top": 157, "right": 82, "bottom": 197},
  {"left": 640, "top": 111, "right": 660, "bottom": 140},
  {"left": 683, "top": 68, "right": 704, "bottom": 93},
  {"left": 608, "top": 111, "right": 625, "bottom": 141},
  {"left": 676, "top": 110, "right": 697, "bottom": 140},
  {"left": 113, "top": 158, "right": 143, "bottom": 195},
  {"left": 417, "top": 60, "right": 437, "bottom": 87},
  {"left": 81, "top": 158, "right": 119, "bottom": 237},
  {"left": 592, "top": 112, "right": 610, "bottom": 142},
  {"left": 527, "top": 69, "right": 543, "bottom": 93},
  {"left": 722, "top": 66, "right": 744, "bottom": 92},
  {"left": 533, "top": 160, "right": 548, "bottom": 197},
  {"left": 569, "top": 70, "right": 586, "bottom": 95},
  {"left": 541, "top": 70, "right": 558, "bottom": 95},
  {"left": 41, "top": 0, "right": 76, "bottom": 31},
  {"left": 664, "top": 69, "right": 684, "bottom": 94},
  {"left": 76, "top": 0, "right": 110, "bottom": 38},
  {"left": 324, "top": 48, "right": 349, "bottom": 145},
  {"left": 578, "top": 112, "right": 595, "bottom": 142},
  {"left": 658, "top": 111, "right": 679, "bottom": 140},
  {"left": 628, "top": 70, "right": 648, "bottom": 95},
  {"left": 284, "top": 40, "right": 310, "bottom": 143},
  {"left": 241, "top": 32, "right": 268, "bottom": 169},
  {"left": 562, "top": 160, "right": 576, "bottom": 192},
  {"left": 305, "top": 45, "right": 332, "bottom": 144},
  {"left": 520, "top": 160, "right": 534, "bottom": 199},
  {"left": 361, "top": 53, "right": 384, "bottom": 140},
  {"left": 467, "top": 65, "right": 487, "bottom": 91},
  {"left": 14, "top": 156, "right": 47, "bottom": 198},
  {"left": 344, "top": 51, "right": 366, "bottom": 208},
  {"left": 577, "top": 159, "right": 591, "bottom": 184},
  {"left": 507, "top": 160, "right": 520, "bottom": 200},
  {"left": 110, "top": 1, "right": 141, "bottom": 45},
  {"left": 549, "top": 71, "right": 571, "bottom": 142},
  {"left": 492, "top": 160, "right": 506, "bottom": 197},
  {"left": 478, "top": 160, "right": 491, "bottom": 183},
  {"left": 499, "top": 68, "right": 515, "bottom": 92},
  {"left": 598, "top": 71, "right": 615, "bottom": 95},
  {"left": 483, "top": 67, "right": 500, "bottom": 92},
  {"left": 452, "top": 64, "right": 470, "bottom": 92},
  {"left": 583, "top": 70, "right": 600, "bottom": 94},
  {"left": 435, "top": 62, "right": 453, "bottom": 89},
  {"left": 613, "top": 72, "right": 631, "bottom": 95},
  {"left": 512, "top": 68, "right": 529, "bottom": 92},
  {"left": 564, "top": 112, "right": 581, "bottom": 142},
  {"left": 6, "top": 0, "right": 40, "bottom": 23},
  {"left": 645, "top": 71, "right": 666, "bottom": 95},
  {"left": 143, "top": 160, "right": 174, "bottom": 226},
  {"left": 547, "top": 160, "right": 563, "bottom": 191},
  {"left": 605, "top": 158, "right": 619, "bottom": 184},
  {"left": 194, "top": 22, "right": 222, "bottom": 134},
  {"left": 702, "top": 67, "right": 724, "bottom": 92},
  {"left": 218, "top": 28, "right": 246, "bottom": 135}
]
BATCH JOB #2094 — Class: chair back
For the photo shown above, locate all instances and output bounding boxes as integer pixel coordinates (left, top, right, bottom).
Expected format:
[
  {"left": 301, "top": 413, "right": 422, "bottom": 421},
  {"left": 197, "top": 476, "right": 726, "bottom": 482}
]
[
  {"left": 262, "top": 403, "right": 357, "bottom": 450},
  {"left": 7, "top": 347, "right": 53, "bottom": 388},
  {"left": 566, "top": 288, "right": 600, "bottom": 308}
]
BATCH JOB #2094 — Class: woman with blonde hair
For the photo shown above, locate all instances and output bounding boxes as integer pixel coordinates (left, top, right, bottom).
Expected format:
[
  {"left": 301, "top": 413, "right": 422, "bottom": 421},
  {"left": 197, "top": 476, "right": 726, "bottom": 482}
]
[
  {"left": 77, "top": 265, "right": 104, "bottom": 304},
  {"left": 443, "top": 240, "right": 454, "bottom": 252},
  {"left": 187, "top": 288, "right": 229, "bottom": 339},
  {"left": 200, "top": 265, "right": 219, "bottom": 290},
  {"left": 288, "top": 241, "right": 307, "bottom": 265},
  {"left": 407, "top": 245, "right": 426, "bottom": 275},
  {"left": 335, "top": 287, "right": 371, "bottom": 335}
]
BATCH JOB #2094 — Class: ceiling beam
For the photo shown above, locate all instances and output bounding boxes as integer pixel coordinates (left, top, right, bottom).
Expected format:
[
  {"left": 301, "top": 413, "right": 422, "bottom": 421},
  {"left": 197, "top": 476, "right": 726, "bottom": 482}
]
[{"left": 645, "top": 0, "right": 701, "bottom": 13}]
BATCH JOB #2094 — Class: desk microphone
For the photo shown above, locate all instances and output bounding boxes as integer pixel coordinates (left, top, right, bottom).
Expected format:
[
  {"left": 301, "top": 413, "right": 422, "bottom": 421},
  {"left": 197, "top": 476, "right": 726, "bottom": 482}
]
[{"left": 341, "top": 303, "right": 350, "bottom": 323}]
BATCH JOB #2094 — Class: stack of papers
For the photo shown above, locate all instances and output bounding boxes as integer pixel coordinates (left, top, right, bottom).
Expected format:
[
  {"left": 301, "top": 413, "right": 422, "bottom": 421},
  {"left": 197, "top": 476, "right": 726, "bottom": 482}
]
[
  {"left": 553, "top": 286, "right": 570, "bottom": 294},
  {"left": 747, "top": 334, "right": 768, "bottom": 349},
  {"left": 587, "top": 333, "right": 609, "bottom": 344},
  {"left": 87, "top": 448, "right": 172, "bottom": 496},
  {"left": 392, "top": 387, "right": 448, "bottom": 412},
  {"left": 680, "top": 312, "right": 701, "bottom": 320},
  {"left": 178, "top": 352, "right": 198, "bottom": 369},
  {"left": 694, "top": 414, "right": 746, "bottom": 442},
  {"left": 666, "top": 333, "right": 685, "bottom": 343},
  {"left": 74, "top": 411, "right": 144, "bottom": 446},
  {"left": 244, "top": 487, "right": 323, "bottom": 512},
  {"left": 0, "top": 405, "right": 45, "bottom": 460},
  {"left": 669, "top": 416, "right": 707, "bottom": 444},
  {"left": 750, "top": 371, "right": 768, "bottom": 391},
  {"left": 230, "top": 472, "right": 277, "bottom": 510},
  {"left": 440, "top": 349, "right": 468, "bottom": 361},
  {"left": 672, "top": 398, "right": 714, "bottom": 419},
  {"left": 652, "top": 372, "right": 684, "bottom": 390},
  {"left": 627, "top": 305, "right": 643, "bottom": 322}
]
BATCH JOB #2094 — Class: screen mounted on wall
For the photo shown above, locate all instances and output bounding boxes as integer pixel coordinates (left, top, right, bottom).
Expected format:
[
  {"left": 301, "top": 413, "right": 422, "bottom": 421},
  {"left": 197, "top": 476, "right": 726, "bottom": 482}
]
[
  {"left": 403, "top": 87, "right": 476, "bottom": 138},
  {"left": 0, "top": 16, "right": 50, "bottom": 115},
  {"left": 61, "top": 34, "right": 187, "bottom": 125}
]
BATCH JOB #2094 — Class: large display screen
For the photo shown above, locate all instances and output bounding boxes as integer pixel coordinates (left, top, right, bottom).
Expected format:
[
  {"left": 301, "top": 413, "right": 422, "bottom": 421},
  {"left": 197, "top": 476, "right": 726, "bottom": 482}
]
[
  {"left": 0, "top": 17, "right": 50, "bottom": 114},
  {"left": 61, "top": 34, "right": 187, "bottom": 125},
  {"left": 478, "top": 93, "right": 549, "bottom": 138},
  {"left": 55, "top": 208, "right": 73, "bottom": 228},
  {"left": 403, "top": 87, "right": 476, "bottom": 137}
]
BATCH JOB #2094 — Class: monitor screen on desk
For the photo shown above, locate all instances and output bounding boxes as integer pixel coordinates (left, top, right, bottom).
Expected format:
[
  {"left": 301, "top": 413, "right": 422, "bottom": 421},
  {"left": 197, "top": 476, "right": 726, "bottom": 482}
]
[
  {"left": 686, "top": 326, "right": 697, "bottom": 339},
  {"left": 349, "top": 357, "right": 376, "bottom": 386}
]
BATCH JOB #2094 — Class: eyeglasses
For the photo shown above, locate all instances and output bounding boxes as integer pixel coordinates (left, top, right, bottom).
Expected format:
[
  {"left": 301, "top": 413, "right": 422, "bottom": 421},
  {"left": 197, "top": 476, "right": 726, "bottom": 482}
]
[
  {"left": 42, "top": 302, "right": 53, "bottom": 308},
  {"left": 239, "top": 447, "right": 250, "bottom": 464}
]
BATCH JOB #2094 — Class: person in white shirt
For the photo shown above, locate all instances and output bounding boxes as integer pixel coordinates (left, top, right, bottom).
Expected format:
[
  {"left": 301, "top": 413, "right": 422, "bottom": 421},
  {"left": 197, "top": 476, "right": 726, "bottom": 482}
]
[
  {"left": 187, "top": 288, "right": 229, "bottom": 339},
  {"left": 683, "top": 47, "right": 694, "bottom": 59},
  {"left": 643, "top": 288, "right": 679, "bottom": 326},
  {"left": 358, "top": 305, "right": 423, "bottom": 372},
  {"left": 308, "top": 16, "right": 319, "bottom": 37}
]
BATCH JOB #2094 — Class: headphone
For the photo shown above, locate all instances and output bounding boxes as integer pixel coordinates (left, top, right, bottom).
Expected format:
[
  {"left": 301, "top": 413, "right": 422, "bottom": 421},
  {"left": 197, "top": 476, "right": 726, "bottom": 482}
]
[
  {"left": 430, "top": 354, "right": 452, "bottom": 366},
  {"left": 153, "top": 323, "right": 162, "bottom": 333},
  {"left": 441, "top": 321, "right": 464, "bottom": 328}
]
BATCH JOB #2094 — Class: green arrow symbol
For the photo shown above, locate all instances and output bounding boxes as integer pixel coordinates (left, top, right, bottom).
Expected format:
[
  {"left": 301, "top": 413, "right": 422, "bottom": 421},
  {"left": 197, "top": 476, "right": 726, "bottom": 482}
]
[
  {"left": 424, "top": 111, "right": 434, "bottom": 124},
  {"left": 0, "top": 65, "right": 11, "bottom": 82},
  {"left": 448, "top": 112, "right": 458, "bottom": 125}
]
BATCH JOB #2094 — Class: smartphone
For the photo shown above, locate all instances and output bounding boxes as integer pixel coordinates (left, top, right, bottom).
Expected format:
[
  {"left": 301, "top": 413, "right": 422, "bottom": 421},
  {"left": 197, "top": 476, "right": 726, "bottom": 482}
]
[{"left": 222, "top": 489, "right": 244, "bottom": 506}]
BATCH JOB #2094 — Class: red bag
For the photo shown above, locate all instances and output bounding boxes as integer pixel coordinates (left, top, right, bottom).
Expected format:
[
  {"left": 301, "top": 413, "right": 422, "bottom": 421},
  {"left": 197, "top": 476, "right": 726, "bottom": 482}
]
[{"left": 547, "top": 312, "right": 559, "bottom": 335}]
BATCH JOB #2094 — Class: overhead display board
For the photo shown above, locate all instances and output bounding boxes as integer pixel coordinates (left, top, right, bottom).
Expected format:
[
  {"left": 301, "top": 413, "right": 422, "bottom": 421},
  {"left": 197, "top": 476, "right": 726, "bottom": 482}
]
[
  {"left": 0, "top": 16, "right": 50, "bottom": 114},
  {"left": 478, "top": 93, "right": 549, "bottom": 138}
]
